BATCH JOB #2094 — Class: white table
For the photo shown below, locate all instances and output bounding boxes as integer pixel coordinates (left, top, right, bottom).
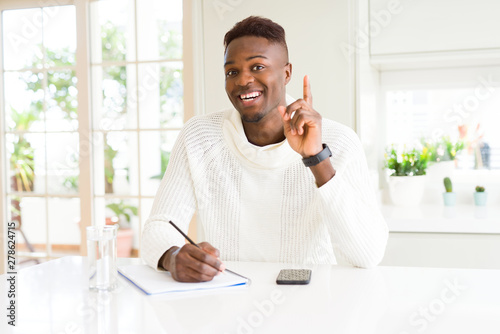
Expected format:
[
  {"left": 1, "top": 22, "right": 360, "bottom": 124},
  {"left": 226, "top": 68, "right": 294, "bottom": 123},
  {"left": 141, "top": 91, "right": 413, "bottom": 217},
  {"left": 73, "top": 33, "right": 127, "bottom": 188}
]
[{"left": 1, "top": 256, "right": 500, "bottom": 334}]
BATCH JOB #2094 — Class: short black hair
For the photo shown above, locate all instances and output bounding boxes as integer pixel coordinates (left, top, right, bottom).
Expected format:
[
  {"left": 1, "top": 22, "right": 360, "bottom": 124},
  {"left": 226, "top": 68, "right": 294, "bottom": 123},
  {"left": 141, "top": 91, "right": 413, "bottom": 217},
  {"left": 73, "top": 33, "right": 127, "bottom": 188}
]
[{"left": 223, "top": 16, "right": 288, "bottom": 56}]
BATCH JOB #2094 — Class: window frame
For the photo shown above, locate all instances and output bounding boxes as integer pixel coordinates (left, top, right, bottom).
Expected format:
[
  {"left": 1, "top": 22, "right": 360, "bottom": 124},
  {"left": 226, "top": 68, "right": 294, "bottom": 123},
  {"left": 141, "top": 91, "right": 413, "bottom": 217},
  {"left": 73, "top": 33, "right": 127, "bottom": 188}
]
[
  {"left": 0, "top": 0, "right": 194, "bottom": 273},
  {"left": 376, "top": 65, "right": 500, "bottom": 218},
  {"left": 379, "top": 66, "right": 500, "bottom": 174}
]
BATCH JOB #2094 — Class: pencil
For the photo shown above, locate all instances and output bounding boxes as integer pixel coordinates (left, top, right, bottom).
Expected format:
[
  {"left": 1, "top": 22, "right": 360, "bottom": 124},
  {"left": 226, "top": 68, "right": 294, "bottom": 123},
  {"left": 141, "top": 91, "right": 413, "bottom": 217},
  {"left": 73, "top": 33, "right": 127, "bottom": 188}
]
[{"left": 168, "top": 221, "right": 250, "bottom": 282}]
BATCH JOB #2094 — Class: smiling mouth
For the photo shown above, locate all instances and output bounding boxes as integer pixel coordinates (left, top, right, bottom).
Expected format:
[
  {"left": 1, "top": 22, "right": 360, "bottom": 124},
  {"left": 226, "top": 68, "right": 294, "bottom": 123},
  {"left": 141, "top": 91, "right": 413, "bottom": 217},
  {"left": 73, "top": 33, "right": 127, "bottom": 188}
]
[{"left": 238, "top": 91, "right": 262, "bottom": 101}]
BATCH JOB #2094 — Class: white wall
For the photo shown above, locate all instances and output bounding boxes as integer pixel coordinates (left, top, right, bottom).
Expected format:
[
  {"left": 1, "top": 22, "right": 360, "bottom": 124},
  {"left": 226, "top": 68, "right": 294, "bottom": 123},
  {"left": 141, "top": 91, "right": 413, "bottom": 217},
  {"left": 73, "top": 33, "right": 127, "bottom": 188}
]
[
  {"left": 198, "top": 0, "right": 355, "bottom": 128},
  {"left": 370, "top": 0, "right": 500, "bottom": 56},
  {"left": 368, "top": 0, "right": 500, "bottom": 70}
]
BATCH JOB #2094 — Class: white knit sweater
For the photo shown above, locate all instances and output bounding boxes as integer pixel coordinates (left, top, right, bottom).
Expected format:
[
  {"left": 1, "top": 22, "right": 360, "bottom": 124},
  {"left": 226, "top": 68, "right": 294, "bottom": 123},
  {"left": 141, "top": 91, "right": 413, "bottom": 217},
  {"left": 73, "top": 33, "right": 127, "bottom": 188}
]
[{"left": 141, "top": 103, "right": 388, "bottom": 269}]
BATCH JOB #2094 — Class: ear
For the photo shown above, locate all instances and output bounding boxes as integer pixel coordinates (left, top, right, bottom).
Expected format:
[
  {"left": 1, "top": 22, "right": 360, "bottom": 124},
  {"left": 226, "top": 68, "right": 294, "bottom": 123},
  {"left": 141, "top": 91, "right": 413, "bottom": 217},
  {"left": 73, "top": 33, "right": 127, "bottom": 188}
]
[{"left": 284, "top": 63, "right": 292, "bottom": 85}]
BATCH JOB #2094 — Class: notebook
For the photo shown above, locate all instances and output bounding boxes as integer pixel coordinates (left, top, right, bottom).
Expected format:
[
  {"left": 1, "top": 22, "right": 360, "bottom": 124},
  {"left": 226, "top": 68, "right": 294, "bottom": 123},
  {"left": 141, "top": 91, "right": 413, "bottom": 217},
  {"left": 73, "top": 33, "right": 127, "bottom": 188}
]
[{"left": 118, "top": 264, "right": 249, "bottom": 295}]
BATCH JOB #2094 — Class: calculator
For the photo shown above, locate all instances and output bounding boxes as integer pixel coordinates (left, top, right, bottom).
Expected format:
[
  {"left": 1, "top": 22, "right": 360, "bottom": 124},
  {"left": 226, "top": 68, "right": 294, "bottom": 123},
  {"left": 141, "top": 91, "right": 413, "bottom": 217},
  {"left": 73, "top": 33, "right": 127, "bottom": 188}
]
[{"left": 276, "top": 269, "right": 312, "bottom": 285}]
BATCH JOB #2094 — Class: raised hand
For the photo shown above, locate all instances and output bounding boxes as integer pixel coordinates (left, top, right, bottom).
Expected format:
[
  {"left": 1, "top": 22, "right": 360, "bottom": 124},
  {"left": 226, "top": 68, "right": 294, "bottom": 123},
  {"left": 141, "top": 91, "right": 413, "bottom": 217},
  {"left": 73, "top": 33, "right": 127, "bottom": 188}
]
[{"left": 278, "top": 75, "right": 323, "bottom": 158}]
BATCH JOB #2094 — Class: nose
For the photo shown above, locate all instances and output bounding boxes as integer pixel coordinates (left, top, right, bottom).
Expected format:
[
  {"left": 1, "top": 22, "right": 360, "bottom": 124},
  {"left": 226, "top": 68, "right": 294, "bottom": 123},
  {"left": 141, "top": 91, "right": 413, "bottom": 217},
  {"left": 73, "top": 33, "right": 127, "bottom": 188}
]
[{"left": 235, "top": 69, "right": 254, "bottom": 87}]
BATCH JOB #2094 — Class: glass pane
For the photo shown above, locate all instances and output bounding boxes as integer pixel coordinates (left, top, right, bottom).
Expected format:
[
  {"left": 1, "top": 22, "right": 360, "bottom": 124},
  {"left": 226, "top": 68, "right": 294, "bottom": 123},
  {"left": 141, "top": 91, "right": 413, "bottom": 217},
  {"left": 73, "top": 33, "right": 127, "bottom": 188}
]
[
  {"left": 7, "top": 133, "right": 46, "bottom": 194},
  {"left": 93, "top": 131, "right": 138, "bottom": 196},
  {"left": 4, "top": 71, "right": 44, "bottom": 132},
  {"left": 140, "top": 198, "right": 154, "bottom": 253},
  {"left": 139, "top": 131, "right": 179, "bottom": 196},
  {"left": 46, "top": 133, "right": 79, "bottom": 194},
  {"left": 43, "top": 6, "right": 76, "bottom": 67},
  {"left": 138, "top": 62, "right": 183, "bottom": 129},
  {"left": 137, "top": 0, "right": 183, "bottom": 61},
  {"left": 9, "top": 196, "right": 47, "bottom": 255},
  {"left": 92, "top": 65, "right": 137, "bottom": 130},
  {"left": 94, "top": 197, "right": 140, "bottom": 258},
  {"left": 102, "top": 198, "right": 139, "bottom": 258},
  {"left": 140, "top": 198, "right": 154, "bottom": 229},
  {"left": 386, "top": 88, "right": 500, "bottom": 170},
  {"left": 46, "top": 70, "right": 78, "bottom": 131},
  {"left": 94, "top": 196, "right": 106, "bottom": 226},
  {"left": 49, "top": 198, "right": 81, "bottom": 257},
  {"left": 90, "top": 0, "right": 135, "bottom": 63},
  {"left": 2, "top": 8, "right": 43, "bottom": 70}
]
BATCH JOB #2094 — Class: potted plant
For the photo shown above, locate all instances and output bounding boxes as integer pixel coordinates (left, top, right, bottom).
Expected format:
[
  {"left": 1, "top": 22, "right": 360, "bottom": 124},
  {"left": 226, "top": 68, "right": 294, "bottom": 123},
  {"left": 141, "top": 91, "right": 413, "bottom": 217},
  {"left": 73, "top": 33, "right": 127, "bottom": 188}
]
[
  {"left": 422, "top": 136, "right": 464, "bottom": 163},
  {"left": 422, "top": 136, "right": 465, "bottom": 182},
  {"left": 384, "top": 145, "right": 429, "bottom": 207},
  {"left": 474, "top": 186, "right": 487, "bottom": 206},
  {"left": 442, "top": 177, "right": 456, "bottom": 206},
  {"left": 106, "top": 200, "right": 137, "bottom": 257}
]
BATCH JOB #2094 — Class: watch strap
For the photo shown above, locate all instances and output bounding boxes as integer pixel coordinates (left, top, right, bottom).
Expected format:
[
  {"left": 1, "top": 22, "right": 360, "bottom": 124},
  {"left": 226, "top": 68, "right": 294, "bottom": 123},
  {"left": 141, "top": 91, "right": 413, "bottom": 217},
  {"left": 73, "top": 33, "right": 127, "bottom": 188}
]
[{"left": 302, "top": 144, "right": 332, "bottom": 167}]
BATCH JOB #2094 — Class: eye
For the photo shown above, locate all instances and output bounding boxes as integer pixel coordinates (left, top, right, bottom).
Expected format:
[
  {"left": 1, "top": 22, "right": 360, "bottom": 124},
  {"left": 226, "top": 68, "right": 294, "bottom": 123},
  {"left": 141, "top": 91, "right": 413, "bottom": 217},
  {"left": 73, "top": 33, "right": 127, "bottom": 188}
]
[
  {"left": 252, "top": 65, "right": 264, "bottom": 71},
  {"left": 226, "top": 70, "right": 237, "bottom": 78}
]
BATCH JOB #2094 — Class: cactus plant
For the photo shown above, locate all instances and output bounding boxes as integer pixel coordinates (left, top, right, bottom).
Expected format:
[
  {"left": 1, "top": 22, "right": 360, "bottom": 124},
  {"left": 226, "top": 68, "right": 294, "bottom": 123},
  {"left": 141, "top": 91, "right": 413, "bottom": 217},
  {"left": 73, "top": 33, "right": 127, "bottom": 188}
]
[
  {"left": 475, "top": 186, "right": 485, "bottom": 192},
  {"left": 474, "top": 186, "right": 487, "bottom": 206},
  {"left": 443, "top": 177, "right": 453, "bottom": 193}
]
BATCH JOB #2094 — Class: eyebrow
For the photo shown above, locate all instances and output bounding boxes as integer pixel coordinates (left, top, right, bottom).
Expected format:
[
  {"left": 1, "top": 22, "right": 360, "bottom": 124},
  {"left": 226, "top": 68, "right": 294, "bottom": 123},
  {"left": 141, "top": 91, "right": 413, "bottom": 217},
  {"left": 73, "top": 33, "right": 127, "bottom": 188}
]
[{"left": 224, "top": 55, "right": 268, "bottom": 67}]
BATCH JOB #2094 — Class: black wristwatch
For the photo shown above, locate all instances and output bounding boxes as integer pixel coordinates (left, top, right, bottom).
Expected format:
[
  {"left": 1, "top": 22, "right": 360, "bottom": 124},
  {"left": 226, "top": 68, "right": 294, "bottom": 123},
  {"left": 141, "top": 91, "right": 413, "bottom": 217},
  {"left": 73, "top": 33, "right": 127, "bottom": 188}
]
[{"left": 302, "top": 144, "right": 332, "bottom": 167}]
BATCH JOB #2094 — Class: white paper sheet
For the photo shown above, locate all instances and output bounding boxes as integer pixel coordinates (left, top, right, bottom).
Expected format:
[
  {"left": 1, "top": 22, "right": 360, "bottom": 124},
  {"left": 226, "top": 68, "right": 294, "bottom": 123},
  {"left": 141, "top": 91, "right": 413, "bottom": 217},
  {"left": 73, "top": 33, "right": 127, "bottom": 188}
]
[{"left": 118, "top": 264, "right": 249, "bottom": 295}]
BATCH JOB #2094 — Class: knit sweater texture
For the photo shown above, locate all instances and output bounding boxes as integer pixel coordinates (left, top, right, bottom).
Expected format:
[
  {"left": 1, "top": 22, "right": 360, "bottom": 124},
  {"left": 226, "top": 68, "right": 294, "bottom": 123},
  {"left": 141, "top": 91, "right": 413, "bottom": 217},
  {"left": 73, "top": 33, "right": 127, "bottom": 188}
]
[{"left": 141, "top": 103, "right": 388, "bottom": 269}]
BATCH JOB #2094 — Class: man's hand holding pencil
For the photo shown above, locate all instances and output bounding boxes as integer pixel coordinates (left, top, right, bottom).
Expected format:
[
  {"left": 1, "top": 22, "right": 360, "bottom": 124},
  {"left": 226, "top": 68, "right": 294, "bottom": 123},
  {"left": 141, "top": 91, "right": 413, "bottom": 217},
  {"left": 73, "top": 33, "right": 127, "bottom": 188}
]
[{"left": 159, "top": 241, "right": 225, "bottom": 282}]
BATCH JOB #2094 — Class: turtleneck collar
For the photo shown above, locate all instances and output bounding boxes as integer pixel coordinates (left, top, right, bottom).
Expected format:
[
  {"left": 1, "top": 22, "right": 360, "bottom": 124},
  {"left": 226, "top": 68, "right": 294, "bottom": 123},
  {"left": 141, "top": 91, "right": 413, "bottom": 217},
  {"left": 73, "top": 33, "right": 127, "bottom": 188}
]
[{"left": 222, "top": 95, "right": 300, "bottom": 169}]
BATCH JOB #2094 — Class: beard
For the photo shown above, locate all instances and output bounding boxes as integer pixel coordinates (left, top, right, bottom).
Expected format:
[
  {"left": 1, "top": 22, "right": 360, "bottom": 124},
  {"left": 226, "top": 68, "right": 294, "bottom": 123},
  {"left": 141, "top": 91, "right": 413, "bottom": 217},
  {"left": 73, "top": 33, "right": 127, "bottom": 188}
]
[
  {"left": 240, "top": 110, "right": 268, "bottom": 123},
  {"left": 239, "top": 99, "right": 282, "bottom": 123}
]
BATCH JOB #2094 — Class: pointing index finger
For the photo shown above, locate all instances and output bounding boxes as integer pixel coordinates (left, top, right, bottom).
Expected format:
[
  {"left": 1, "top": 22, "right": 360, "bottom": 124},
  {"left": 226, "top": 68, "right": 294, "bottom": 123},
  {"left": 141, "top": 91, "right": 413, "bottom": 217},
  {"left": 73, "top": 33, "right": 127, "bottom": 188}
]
[{"left": 303, "top": 75, "right": 312, "bottom": 106}]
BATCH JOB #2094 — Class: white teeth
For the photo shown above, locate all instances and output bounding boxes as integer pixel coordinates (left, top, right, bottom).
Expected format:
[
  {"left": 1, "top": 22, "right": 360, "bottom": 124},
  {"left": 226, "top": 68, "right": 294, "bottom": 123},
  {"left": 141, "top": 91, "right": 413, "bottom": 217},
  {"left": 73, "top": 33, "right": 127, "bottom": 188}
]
[{"left": 240, "top": 91, "right": 261, "bottom": 100}]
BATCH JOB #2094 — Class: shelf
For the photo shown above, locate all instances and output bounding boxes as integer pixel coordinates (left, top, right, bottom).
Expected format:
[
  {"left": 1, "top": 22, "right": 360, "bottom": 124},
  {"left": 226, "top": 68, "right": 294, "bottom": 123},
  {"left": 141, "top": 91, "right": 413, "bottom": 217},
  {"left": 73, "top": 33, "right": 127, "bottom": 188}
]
[
  {"left": 382, "top": 204, "right": 500, "bottom": 234},
  {"left": 370, "top": 49, "right": 500, "bottom": 71}
]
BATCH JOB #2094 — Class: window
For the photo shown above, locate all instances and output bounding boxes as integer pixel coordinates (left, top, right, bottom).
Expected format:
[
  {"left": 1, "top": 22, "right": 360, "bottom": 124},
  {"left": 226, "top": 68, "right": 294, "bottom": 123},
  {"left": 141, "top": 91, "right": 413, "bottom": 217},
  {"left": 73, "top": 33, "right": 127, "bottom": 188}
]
[
  {"left": 2, "top": 5, "right": 79, "bottom": 264},
  {"left": 1, "top": 0, "right": 187, "bottom": 269},
  {"left": 89, "top": 0, "right": 184, "bottom": 257},
  {"left": 381, "top": 67, "right": 500, "bottom": 172}
]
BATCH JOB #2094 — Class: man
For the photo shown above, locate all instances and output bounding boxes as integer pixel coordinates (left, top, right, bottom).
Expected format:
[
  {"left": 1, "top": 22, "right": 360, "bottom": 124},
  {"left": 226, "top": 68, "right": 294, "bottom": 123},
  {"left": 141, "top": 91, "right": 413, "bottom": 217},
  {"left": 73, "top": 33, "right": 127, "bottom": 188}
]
[{"left": 141, "top": 16, "right": 388, "bottom": 282}]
